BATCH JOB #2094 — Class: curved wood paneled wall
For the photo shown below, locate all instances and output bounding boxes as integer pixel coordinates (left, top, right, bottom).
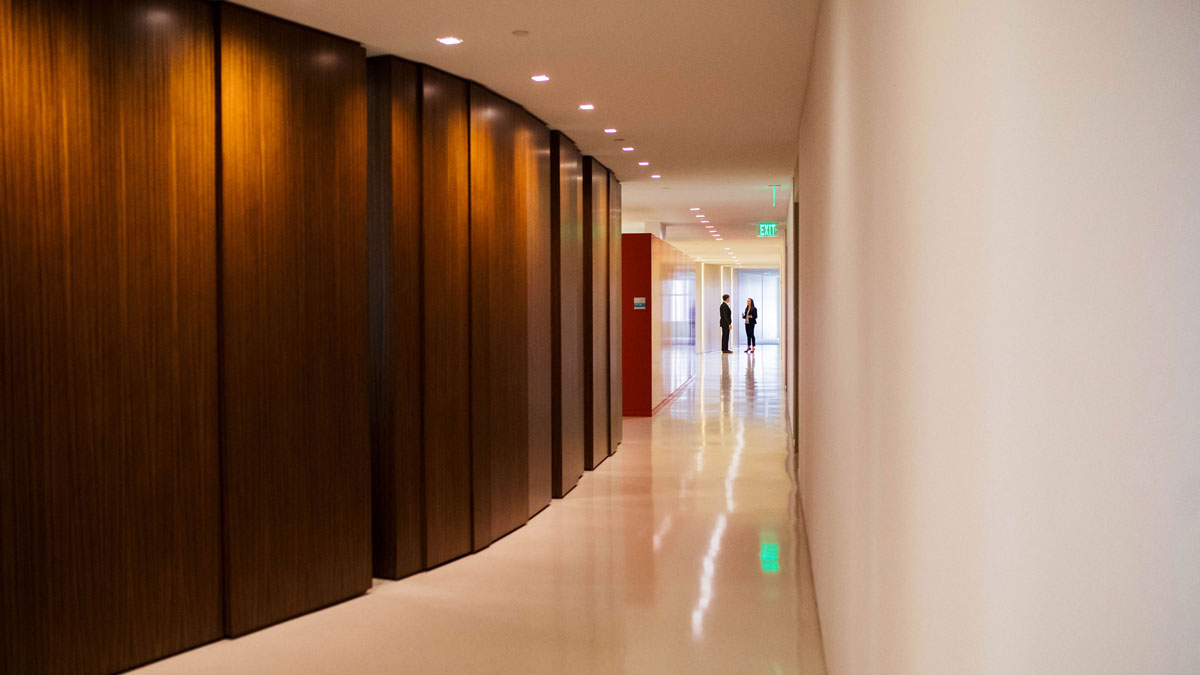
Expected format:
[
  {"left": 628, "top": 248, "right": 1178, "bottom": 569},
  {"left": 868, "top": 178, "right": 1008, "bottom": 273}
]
[
  {"left": 217, "top": 3, "right": 371, "bottom": 636},
  {"left": 419, "top": 66, "right": 474, "bottom": 567},
  {"left": 0, "top": 1, "right": 221, "bottom": 671},
  {"left": 526, "top": 113, "right": 555, "bottom": 518},
  {"left": 1, "top": 1, "right": 621, "bottom": 669},
  {"left": 584, "top": 157, "right": 612, "bottom": 470},
  {"left": 551, "top": 132, "right": 587, "bottom": 497},
  {"left": 366, "top": 57, "right": 423, "bottom": 580},
  {"left": 609, "top": 175, "right": 625, "bottom": 454},
  {"left": 471, "top": 85, "right": 532, "bottom": 547}
]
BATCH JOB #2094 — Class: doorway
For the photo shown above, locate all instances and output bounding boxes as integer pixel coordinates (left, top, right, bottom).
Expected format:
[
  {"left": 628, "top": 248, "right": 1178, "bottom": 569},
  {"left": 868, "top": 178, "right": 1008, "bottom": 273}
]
[{"left": 735, "top": 268, "right": 780, "bottom": 345}]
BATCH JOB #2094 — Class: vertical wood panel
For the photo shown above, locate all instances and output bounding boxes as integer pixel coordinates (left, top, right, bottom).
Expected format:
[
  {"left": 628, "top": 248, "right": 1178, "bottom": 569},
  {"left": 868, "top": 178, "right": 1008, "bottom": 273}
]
[
  {"left": 219, "top": 4, "right": 370, "bottom": 635},
  {"left": 0, "top": 1, "right": 221, "bottom": 671},
  {"left": 469, "top": 86, "right": 529, "bottom": 546},
  {"left": 608, "top": 176, "right": 623, "bottom": 453},
  {"left": 367, "top": 56, "right": 423, "bottom": 579},
  {"left": 526, "top": 115, "right": 554, "bottom": 516},
  {"left": 583, "top": 158, "right": 610, "bottom": 470},
  {"left": 551, "top": 132, "right": 585, "bottom": 497},
  {"left": 420, "top": 66, "right": 473, "bottom": 565}
]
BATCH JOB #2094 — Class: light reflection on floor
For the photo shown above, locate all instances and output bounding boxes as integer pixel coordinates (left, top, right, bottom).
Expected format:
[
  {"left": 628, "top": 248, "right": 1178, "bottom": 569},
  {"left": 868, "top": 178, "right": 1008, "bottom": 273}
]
[{"left": 139, "top": 345, "right": 826, "bottom": 674}]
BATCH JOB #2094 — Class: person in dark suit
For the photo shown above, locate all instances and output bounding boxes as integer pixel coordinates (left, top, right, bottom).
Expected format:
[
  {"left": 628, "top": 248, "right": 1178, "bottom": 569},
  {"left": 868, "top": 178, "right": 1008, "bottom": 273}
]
[
  {"left": 720, "top": 294, "right": 733, "bottom": 353},
  {"left": 742, "top": 298, "right": 758, "bottom": 353}
]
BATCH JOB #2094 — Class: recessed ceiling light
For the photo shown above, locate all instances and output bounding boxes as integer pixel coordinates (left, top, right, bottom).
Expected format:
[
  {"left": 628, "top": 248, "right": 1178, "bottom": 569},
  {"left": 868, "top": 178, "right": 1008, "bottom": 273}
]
[
  {"left": 650, "top": 174, "right": 661, "bottom": 179},
  {"left": 690, "top": 207, "right": 700, "bottom": 211},
  {"left": 724, "top": 247, "right": 731, "bottom": 250},
  {"left": 695, "top": 214, "right": 705, "bottom": 218},
  {"left": 531, "top": 74, "right": 550, "bottom": 82},
  {"left": 579, "top": 104, "right": 595, "bottom": 110},
  {"left": 701, "top": 220, "right": 710, "bottom": 223},
  {"left": 638, "top": 161, "right": 649, "bottom": 166},
  {"left": 622, "top": 147, "right": 634, "bottom": 152},
  {"left": 436, "top": 36, "right": 463, "bottom": 45},
  {"left": 604, "top": 128, "right": 617, "bottom": 133}
]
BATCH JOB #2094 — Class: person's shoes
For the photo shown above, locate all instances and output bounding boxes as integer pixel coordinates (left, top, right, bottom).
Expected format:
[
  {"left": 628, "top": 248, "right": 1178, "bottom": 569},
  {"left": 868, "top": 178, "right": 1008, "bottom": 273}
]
[
  {"left": 722, "top": 350, "right": 733, "bottom": 353},
  {"left": 743, "top": 347, "right": 750, "bottom": 352}
]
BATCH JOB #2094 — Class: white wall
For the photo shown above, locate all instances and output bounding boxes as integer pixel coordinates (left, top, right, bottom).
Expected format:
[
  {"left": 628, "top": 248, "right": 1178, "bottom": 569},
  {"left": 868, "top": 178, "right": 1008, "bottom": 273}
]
[
  {"left": 697, "top": 263, "right": 724, "bottom": 353},
  {"left": 795, "top": 0, "right": 1200, "bottom": 673},
  {"left": 620, "top": 220, "right": 665, "bottom": 239}
]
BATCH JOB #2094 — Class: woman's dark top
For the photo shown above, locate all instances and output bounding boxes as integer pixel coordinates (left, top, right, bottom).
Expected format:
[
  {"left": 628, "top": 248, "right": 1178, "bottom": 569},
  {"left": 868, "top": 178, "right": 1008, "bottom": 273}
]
[{"left": 742, "top": 306, "right": 758, "bottom": 326}]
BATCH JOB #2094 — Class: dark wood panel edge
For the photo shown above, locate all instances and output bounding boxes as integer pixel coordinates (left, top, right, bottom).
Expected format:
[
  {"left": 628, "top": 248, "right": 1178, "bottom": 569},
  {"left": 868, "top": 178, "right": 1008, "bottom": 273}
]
[{"left": 224, "top": 589, "right": 368, "bottom": 639}]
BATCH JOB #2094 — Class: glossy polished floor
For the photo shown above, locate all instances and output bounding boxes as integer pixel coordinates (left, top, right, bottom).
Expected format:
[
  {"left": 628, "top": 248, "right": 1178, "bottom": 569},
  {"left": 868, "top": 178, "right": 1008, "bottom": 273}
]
[{"left": 141, "top": 346, "right": 826, "bottom": 674}]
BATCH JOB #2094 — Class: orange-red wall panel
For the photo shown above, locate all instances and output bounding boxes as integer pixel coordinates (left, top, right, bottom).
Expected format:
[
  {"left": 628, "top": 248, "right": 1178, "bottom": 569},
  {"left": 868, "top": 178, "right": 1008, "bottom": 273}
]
[
  {"left": 622, "top": 234, "right": 695, "bottom": 416},
  {"left": 622, "top": 234, "right": 654, "bottom": 415}
]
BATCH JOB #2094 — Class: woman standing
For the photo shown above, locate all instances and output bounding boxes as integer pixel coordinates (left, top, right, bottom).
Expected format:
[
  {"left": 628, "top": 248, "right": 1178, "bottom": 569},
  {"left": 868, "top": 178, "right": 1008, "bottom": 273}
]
[{"left": 742, "top": 298, "right": 758, "bottom": 353}]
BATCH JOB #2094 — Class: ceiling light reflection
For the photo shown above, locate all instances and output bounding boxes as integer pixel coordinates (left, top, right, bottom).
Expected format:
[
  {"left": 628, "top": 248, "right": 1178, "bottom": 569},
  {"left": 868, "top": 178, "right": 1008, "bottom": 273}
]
[
  {"left": 652, "top": 515, "right": 675, "bottom": 552},
  {"left": 691, "top": 514, "right": 728, "bottom": 639}
]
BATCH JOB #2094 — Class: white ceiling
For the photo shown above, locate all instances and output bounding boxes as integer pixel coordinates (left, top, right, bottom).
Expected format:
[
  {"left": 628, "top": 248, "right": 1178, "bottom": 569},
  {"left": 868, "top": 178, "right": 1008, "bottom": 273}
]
[{"left": 233, "top": 0, "right": 820, "bottom": 267}]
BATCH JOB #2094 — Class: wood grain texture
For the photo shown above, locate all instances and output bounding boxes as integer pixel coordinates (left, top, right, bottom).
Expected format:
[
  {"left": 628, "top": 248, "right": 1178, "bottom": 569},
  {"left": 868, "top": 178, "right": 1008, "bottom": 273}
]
[
  {"left": 420, "top": 66, "right": 473, "bottom": 566},
  {"left": 367, "top": 56, "right": 424, "bottom": 579},
  {"left": 525, "top": 113, "right": 554, "bottom": 516},
  {"left": 608, "top": 176, "right": 623, "bottom": 454},
  {"left": 0, "top": 1, "right": 221, "bottom": 671},
  {"left": 469, "top": 85, "right": 529, "bottom": 547},
  {"left": 583, "top": 158, "right": 610, "bottom": 470},
  {"left": 219, "top": 4, "right": 370, "bottom": 636},
  {"left": 550, "top": 132, "right": 585, "bottom": 497}
]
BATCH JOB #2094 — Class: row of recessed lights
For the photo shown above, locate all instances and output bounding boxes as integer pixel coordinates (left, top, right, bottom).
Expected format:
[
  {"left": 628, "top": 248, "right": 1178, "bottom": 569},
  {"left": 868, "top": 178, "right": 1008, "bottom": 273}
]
[
  {"left": 691, "top": 206, "right": 740, "bottom": 263},
  {"left": 593, "top": 121, "right": 659, "bottom": 178},
  {"left": 436, "top": 36, "right": 660, "bottom": 180},
  {"left": 697, "top": 208, "right": 723, "bottom": 241}
]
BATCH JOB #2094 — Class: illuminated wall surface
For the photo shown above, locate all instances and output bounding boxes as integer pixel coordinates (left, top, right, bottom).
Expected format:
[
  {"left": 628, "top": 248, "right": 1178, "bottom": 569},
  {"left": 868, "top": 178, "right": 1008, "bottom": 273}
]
[
  {"left": 622, "top": 234, "right": 696, "bottom": 416},
  {"left": 793, "top": 0, "right": 1200, "bottom": 673},
  {"left": 653, "top": 236, "right": 696, "bottom": 406},
  {"left": 0, "top": 1, "right": 622, "bottom": 671}
]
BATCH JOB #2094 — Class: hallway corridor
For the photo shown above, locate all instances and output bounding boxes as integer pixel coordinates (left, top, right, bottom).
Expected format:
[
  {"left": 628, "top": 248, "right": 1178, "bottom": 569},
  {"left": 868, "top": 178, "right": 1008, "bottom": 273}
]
[{"left": 141, "top": 347, "right": 825, "bottom": 674}]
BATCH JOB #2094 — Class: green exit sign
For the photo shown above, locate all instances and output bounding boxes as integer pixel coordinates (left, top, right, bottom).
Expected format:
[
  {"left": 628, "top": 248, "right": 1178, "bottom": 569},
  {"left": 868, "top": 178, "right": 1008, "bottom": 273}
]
[{"left": 758, "top": 222, "right": 778, "bottom": 237}]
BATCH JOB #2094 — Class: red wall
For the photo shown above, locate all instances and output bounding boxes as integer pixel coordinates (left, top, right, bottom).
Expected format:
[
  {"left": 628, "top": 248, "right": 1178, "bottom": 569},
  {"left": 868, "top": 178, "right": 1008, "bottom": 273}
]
[
  {"left": 622, "top": 234, "right": 696, "bottom": 415},
  {"left": 622, "top": 234, "right": 654, "bottom": 415}
]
